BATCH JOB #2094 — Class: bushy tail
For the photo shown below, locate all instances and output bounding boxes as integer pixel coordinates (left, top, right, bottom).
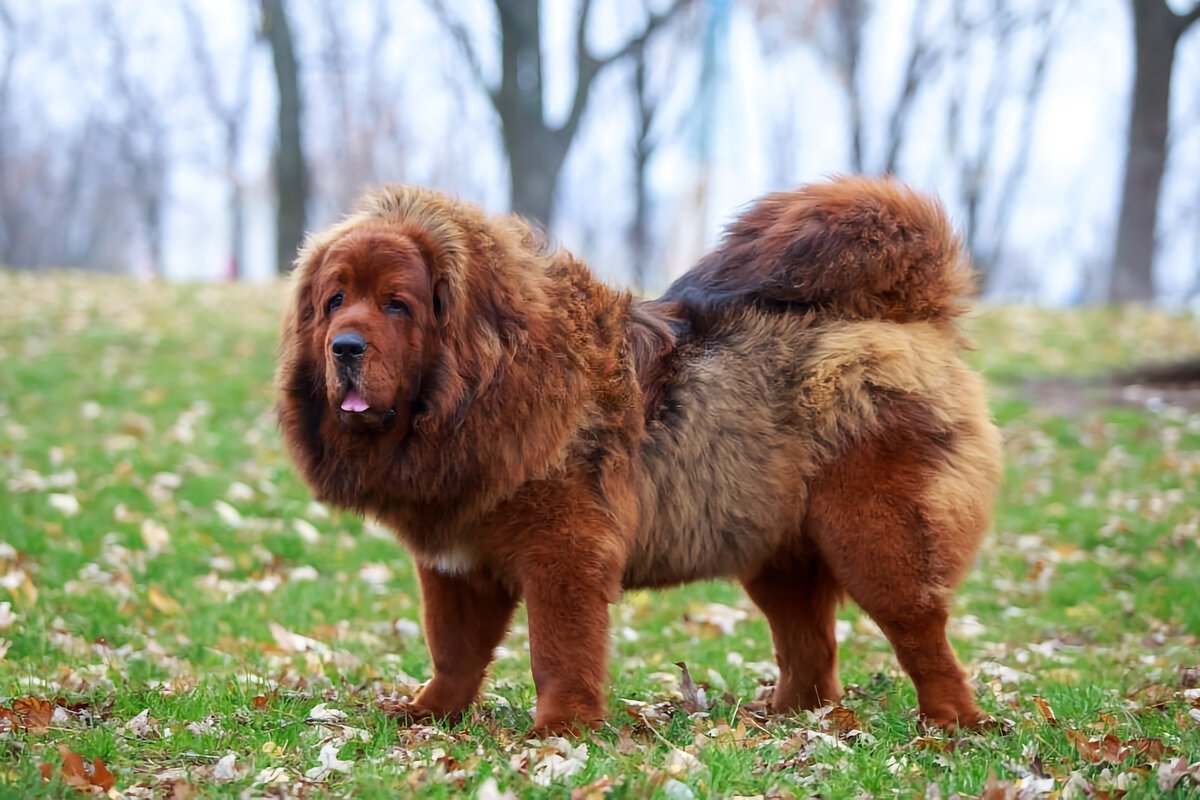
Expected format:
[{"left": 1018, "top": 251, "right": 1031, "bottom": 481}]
[{"left": 662, "top": 176, "right": 974, "bottom": 323}]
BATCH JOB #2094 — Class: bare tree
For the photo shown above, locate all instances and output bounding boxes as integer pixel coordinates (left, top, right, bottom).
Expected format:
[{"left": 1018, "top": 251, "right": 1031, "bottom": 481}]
[
  {"left": 946, "top": 0, "right": 1063, "bottom": 289},
  {"left": 806, "top": 0, "right": 942, "bottom": 176},
  {"left": 880, "top": 0, "right": 940, "bottom": 175},
  {"left": 0, "top": 0, "right": 18, "bottom": 263},
  {"left": 1108, "top": 0, "right": 1200, "bottom": 302},
  {"left": 181, "top": 0, "right": 256, "bottom": 280},
  {"left": 826, "top": 0, "right": 867, "bottom": 172},
  {"left": 628, "top": 7, "right": 695, "bottom": 293},
  {"left": 260, "top": 0, "right": 308, "bottom": 274},
  {"left": 313, "top": 0, "right": 404, "bottom": 216},
  {"left": 100, "top": 7, "right": 168, "bottom": 277},
  {"left": 631, "top": 40, "right": 654, "bottom": 293},
  {"left": 433, "top": 0, "right": 688, "bottom": 227}
]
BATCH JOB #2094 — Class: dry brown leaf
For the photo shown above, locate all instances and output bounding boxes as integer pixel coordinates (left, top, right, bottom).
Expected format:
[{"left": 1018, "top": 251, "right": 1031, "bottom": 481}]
[
  {"left": 147, "top": 586, "right": 181, "bottom": 615},
  {"left": 38, "top": 744, "right": 115, "bottom": 792},
  {"left": 824, "top": 705, "right": 863, "bottom": 735},
  {"left": 1128, "top": 737, "right": 1166, "bottom": 764},
  {"left": 571, "top": 775, "right": 615, "bottom": 799},
  {"left": 1030, "top": 695, "right": 1057, "bottom": 725},
  {"left": 1067, "top": 730, "right": 1103, "bottom": 763},
  {"left": 1157, "top": 756, "right": 1194, "bottom": 792},
  {"left": 1096, "top": 733, "right": 1129, "bottom": 764},
  {"left": 675, "top": 661, "right": 708, "bottom": 714},
  {"left": 12, "top": 696, "right": 54, "bottom": 733},
  {"left": 0, "top": 706, "right": 22, "bottom": 733},
  {"left": 979, "top": 770, "right": 1018, "bottom": 799}
]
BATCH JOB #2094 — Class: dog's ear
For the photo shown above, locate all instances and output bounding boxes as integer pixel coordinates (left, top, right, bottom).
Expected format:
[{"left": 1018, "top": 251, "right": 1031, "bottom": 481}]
[
  {"left": 432, "top": 278, "right": 450, "bottom": 328},
  {"left": 406, "top": 229, "right": 451, "bottom": 330}
]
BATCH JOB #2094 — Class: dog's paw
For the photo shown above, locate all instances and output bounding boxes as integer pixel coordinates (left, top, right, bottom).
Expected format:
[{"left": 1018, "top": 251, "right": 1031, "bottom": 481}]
[
  {"left": 377, "top": 699, "right": 459, "bottom": 725},
  {"left": 528, "top": 717, "right": 603, "bottom": 739},
  {"left": 918, "top": 708, "right": 999, "bottom": 733}
]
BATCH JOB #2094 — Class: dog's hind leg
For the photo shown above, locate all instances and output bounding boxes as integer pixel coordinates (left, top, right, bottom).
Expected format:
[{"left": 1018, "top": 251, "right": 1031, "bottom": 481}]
[
  {"left": 805, "top": 428, "right": 992, "bottom": 729},
  {"left": 742, "top": 554, "right": 843, "bottom": 712}
]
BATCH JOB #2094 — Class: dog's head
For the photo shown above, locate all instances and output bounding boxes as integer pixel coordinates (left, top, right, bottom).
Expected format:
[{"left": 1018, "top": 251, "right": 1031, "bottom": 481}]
[
  {"left": 305, "top": 222, "right": 449, "bottom": 435},
  {"left": 278, "top": 187, "right": 481, "bottom": 449}
]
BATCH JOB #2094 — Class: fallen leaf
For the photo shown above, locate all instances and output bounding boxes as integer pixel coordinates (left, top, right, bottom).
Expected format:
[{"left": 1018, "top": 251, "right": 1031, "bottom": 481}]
[
  {"left": 0, "top": 706, "right": 20, "bottom": 733},
  {"left": 13, "top": 696, "right": 54, "bottom": 733},
  {"left": 686, "top": 602, "right": 748, "bottom": 635},
  {"left": 477, "top": 776, "right": 518, "bottom": 800},
  {"left": 1157, "top": 757, "right": 1193, "bottom": 792},
  {"left": 1128, "top": 737, "right": 1166, "bottom": 764},
  {"left": 675, "top": 662, "right": 709, "bottom": 714},
  {"left": 823, "top": 705, "right": 863, "bottom": 736},
  {"left": 1096, "top": 732, "right": 1128, "bottom": 764},
  {"left": 571, "top": 775, "right": 614, "bottom": 799},
  {"left": 304, "top": 741, "right": 355, "bottom": 781},
  {"left": 253, "top": 766, "right": 290, "bottom": 785},
  {"left": 212, "top": 753, "right": 239, "bottom": 783},
  {"left": 1066, "top": 730, "right": 1102, "bottom": 763},
  {"left": 269, "top": 622, "right": 328, "bottom": 653},
  {"left": 147, "top": 586, "right": 181, "bottom": 615},
  {"left": 124, "top": 708, "right": 158, "bottom": 738},
  {"left": 1030, "top": 695, "right": 1057, "bottom": 725},
  {"left": 139, "top": 519, "right": 171, "bottom": 554},
  {"left": 979, "top": 770, "right": 1017, "bottom": 799},
  {"left": 293, "top": 518, "right": 321, "bottom": 543},
  {"left": 0, "top": 601, "right": 17, "bottom": 631},
  {"left": 48, "top": 493, "right": 80, "bottom": 516},
  {"left": 515, "top": 737, "right": 589, "bottom": 787},
  {"left": 38, "top": 744, "right": 115, "bottom": 792},
  {"left": 662, "top": 748, "right": 703, "bottom": 778},
  {"left": 307, "top": 702, "right": 348, "bottom": 723}
]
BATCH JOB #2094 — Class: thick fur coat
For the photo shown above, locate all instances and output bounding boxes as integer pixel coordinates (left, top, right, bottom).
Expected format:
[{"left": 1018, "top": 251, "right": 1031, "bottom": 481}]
[{"left": 276, "top": 176, "right": 1003, "bottom": 734}]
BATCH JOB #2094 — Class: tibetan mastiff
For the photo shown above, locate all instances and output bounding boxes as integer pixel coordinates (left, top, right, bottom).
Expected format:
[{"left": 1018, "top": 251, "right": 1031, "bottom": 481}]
[{"left": 276, "top": 176, "right": 1002, "bottom": 734}]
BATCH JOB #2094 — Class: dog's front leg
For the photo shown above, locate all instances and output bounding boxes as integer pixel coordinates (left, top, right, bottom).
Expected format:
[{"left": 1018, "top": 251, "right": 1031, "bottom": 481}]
[
  {"left": 518, "top": 536, "right": 621, "bottom": 736},
  {"left": 385, "top": 565, "right": 517, "bottom": 723}
]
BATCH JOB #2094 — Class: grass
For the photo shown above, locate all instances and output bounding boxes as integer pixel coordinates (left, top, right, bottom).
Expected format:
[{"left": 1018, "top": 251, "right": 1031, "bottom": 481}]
[{"left": 1, "top": 271, "right": 1199, "bottom": 798}]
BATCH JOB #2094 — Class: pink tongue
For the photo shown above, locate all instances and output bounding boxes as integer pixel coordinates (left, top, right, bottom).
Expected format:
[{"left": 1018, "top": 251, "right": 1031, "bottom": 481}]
[{"left": 340, "top": 391, "right": 369, "bottom": 413}]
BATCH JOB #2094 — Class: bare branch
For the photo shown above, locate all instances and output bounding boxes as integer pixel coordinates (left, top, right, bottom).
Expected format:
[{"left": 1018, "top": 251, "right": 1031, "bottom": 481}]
[
  {"left": 883, "top": 0, "right": 940, "bottom": 174},
  {"left": 0, "top": 1, "right": 18, "bottom": 108},
  {"left": 557, "top": 0, "right": 688, "bottom": 140},
  {"left": 428, "top": 1, "right": 495, "bottom": 106},
  {"left": 1178, "top": 0, "right": 1200, "bottom": 32}
]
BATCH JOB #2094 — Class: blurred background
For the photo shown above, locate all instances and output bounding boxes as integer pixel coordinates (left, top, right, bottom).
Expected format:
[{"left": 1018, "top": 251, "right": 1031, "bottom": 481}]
[{"left": 0, "top": 0, "right": 1198, "bottom": 304}]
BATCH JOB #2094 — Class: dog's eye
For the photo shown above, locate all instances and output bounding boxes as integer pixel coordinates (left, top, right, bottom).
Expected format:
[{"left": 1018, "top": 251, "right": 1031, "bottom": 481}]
[
  {"left": 385, "top": 299, "right": 410, "bottom": 316},
  {"left": 326, "top": 292, "right": 344, "bottom": 314}
]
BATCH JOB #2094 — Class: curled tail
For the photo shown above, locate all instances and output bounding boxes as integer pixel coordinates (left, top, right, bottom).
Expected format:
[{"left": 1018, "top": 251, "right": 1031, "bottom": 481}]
[{"left": 662, "top": 176, "right": 974, "bottom": 323}]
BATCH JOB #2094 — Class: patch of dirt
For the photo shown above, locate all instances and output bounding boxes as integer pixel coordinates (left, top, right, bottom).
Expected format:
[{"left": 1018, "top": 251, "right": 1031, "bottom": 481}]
[{"left": 1021, "top": 359, "right": 1200, "bottom": 415}]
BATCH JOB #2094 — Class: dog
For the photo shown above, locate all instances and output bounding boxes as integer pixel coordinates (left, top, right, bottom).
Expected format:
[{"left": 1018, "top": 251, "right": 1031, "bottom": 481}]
[{"left": 276, "top": 176, "right": 1002, "bottom": 734}]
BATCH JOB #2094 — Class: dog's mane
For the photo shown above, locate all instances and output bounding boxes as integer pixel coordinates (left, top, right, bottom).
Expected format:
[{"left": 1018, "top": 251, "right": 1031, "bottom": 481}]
[{"left": 276, "top": 186, "right": 636, "bottom": 517}]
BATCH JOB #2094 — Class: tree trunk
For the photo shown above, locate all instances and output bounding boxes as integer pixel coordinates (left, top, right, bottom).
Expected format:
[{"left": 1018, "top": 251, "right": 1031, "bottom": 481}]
[
  {"left": 261, "top": 0, "right": 307, "bottom": 274},
  {"left": 493, "top": 0, "right": 562, "bottom": 226},
  {"left": 630, "top": 44, "right": 653, "bottom": 293},
  {"left": 834, "top": 0, "right": 866, "bottom": 174},
  {"left": 1108, "top": 1, "right": 1197, "bottom": 302},
  {"left": 504, "top": 127, "right": 567, "bottom": 227},
  {"left": 229, "top": 182, "right": 244, "bottom": 280}
]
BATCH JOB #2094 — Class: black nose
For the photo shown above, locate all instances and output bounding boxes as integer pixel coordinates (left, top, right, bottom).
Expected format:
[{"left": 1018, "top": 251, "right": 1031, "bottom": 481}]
[{"left": 331, "top": 332, "right": 367, "bottom": 362}]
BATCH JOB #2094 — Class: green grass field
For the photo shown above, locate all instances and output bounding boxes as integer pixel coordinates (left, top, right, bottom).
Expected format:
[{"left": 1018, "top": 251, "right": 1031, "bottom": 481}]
[{"left": 2, "top": 272, "right": 1199, "bottom": 798}]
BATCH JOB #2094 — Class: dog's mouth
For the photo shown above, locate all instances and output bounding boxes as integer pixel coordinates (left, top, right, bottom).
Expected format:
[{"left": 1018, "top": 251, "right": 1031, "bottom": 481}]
[
  {"left": 333, "top": 376, "right": 398, "bottom": 433},
  {"left": 340, "top": 388, "right": 371, "bottom": 413}
]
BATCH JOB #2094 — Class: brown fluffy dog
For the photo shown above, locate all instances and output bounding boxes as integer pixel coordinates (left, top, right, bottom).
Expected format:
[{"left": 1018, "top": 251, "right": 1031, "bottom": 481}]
[{"left": 276, "top": 176, "right": 1002, "bottom": 734}]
